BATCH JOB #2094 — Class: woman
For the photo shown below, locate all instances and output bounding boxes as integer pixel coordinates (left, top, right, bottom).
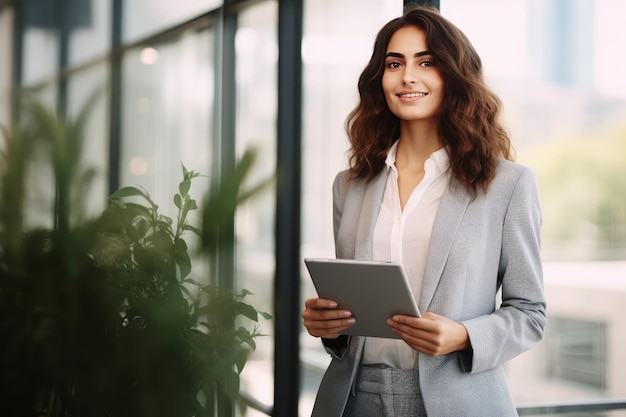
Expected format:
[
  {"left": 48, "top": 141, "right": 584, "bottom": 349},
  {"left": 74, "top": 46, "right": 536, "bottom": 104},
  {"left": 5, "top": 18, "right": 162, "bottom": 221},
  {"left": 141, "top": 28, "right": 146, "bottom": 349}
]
[{"left": 301, "top": 5, "right": 546, "bottom": 417}]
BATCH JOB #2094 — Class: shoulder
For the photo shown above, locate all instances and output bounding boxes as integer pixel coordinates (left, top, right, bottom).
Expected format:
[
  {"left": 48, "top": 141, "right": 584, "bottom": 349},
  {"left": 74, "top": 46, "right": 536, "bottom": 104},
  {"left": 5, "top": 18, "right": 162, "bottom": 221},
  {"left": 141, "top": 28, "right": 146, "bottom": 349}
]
[
  {"left": 332, "top": 169, "right": 367, "bottom": 198},
  {"left": 489, "top": 159, "right": 541, "bottom": 218},
  {"left": 491, "top": 159, "right": 539, "bottom": 193},
  {"left": 332, "top": 169, "right": 351, "bottom": 192}
]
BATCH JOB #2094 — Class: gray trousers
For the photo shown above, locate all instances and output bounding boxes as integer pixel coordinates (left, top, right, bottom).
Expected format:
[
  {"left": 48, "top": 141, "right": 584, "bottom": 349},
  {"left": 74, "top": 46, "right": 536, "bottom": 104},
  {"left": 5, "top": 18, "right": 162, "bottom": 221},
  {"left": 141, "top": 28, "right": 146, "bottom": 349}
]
[{"left": 343, "top": 365, "right": 427, "bottom": 417}]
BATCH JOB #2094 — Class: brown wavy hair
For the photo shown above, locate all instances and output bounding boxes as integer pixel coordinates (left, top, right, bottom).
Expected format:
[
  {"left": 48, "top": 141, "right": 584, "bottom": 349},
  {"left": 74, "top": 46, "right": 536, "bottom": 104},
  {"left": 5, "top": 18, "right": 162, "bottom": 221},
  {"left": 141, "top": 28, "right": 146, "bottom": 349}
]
[{"left": 346, "top": 5, "right": 513, "bottom": 193}]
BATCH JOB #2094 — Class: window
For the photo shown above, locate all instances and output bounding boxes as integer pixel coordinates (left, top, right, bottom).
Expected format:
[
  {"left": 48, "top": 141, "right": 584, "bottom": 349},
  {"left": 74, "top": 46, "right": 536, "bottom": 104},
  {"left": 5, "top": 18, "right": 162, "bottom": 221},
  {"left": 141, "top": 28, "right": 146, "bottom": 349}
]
[
  {"left": 547, "top": 317, "right": 607, "bottom": 389},
  {"left": 441, "top": 0, "right": 626, "bottom": 405},
  {"left": 122, "top": 0, "right": 221, "bottom": 43},
  {"left": 0, "top": 5, "right": 13, "bottom": 127},
  {"left": 119, "top": 28, "right": 214, "bottom": 214},
  {"left": 234, "top": 1, "right": 278, "bottom": 414}
]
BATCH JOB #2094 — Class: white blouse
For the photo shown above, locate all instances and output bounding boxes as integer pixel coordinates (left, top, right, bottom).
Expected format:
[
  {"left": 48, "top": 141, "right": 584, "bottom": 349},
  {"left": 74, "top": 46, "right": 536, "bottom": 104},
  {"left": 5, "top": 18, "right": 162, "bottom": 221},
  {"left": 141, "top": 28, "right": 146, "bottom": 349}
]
[{"left": 362, "top": 140, "right": 451, "bottom": 369}]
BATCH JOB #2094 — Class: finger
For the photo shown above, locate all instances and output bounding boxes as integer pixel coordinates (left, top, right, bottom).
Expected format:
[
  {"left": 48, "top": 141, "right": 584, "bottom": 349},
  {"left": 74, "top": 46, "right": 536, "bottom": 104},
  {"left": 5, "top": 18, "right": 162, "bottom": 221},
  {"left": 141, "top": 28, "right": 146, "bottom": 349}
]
[
  {"left": 390, "top": 315, "right": 441, "bottom": 333},
  {"left": 388, "top": 325, "right": 440, "bottom": 354},
  {"left": 306, "top": 317, "right": 356, "bottom": 338},
  {"left": 304, "top": 298, "right": 338, "bottom": 309},
  {"left": 302, "top": 308, "right": 353, "bottom": 321}
]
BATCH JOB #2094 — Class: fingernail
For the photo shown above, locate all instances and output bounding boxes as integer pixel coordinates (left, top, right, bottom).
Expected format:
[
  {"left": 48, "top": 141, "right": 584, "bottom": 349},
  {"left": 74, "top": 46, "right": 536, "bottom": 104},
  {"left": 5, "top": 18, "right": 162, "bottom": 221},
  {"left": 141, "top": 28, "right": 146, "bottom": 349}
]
[
  {"left": 342, "top": 311, "right": 352, "bottom": 317},
  {"left": 347, "top": 318, "right": 356, "bottom": 324}
]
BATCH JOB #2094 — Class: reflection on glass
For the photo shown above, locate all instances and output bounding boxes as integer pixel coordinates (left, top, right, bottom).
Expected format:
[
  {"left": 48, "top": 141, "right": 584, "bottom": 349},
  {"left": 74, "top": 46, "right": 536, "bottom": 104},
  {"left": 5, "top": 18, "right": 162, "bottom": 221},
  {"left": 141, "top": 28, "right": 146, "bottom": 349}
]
[
  {"left": 120, "top": 28, "right": 213, "bottom": 223},
  {"left": 0, "top": 6, "right": 13, "bottom": 127},
  {"left": 122, "top": 0, "right": 222, "bottom": 43},
  {"left": 22, "top": 84, "right": 58, "bottom": 231},
  {"left": 233, "top": 2, "right": 278, "bottom": 415},
  {"left": 21, "top": 0, "right": 59, "bottom": 84},
  {"left": 67, "top": 0, "right": 111, "bottom": 65},
  {"left": 67, "top": 64, "right": 110, "bottom": 219},
  {"left": 441, "top": 0, "right": 626, "bottom": 407},
  {"left": 299, "top": 0, "right": 402, "bottom": 415}
]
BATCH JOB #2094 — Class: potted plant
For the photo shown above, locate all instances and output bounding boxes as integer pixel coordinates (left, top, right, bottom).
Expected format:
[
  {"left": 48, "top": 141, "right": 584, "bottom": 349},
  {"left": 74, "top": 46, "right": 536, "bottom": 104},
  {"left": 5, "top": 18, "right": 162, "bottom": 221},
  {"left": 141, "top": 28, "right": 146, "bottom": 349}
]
[{"left": 0, "top": 97, "right": 271, "bottom": 417}]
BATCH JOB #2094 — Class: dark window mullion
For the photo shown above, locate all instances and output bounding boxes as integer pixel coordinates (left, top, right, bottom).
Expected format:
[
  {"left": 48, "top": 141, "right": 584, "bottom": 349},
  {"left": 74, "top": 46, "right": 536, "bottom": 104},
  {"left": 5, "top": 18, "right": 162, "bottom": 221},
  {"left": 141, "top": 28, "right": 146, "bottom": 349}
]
[
  {"left": 108, "top": 0, "right": 122, "bottom": 194},
  {"left": 275, "top": 0, "right": 303, "bottom": 416},
  {"left": 57, "top": 0, "right": 68, "bottom": 115}
]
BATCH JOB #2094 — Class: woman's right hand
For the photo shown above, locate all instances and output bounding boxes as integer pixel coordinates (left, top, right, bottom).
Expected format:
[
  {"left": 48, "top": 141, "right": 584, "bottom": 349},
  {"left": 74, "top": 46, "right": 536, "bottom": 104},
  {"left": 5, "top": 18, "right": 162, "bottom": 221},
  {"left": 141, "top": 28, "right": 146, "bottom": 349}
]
[{"left": 302, "top": 298, "right": 355, "bottom": 339}]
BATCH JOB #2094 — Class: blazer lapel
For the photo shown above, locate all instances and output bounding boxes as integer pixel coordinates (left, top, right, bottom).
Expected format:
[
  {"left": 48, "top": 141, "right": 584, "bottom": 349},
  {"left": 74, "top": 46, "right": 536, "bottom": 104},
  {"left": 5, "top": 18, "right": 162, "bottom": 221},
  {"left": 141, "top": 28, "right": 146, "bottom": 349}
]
[
  {"left": 354, "top": 170, "right": 389, "bottom": 260},
  {"left": 418, "top": 177, "right": 471, "bottom": 312}
]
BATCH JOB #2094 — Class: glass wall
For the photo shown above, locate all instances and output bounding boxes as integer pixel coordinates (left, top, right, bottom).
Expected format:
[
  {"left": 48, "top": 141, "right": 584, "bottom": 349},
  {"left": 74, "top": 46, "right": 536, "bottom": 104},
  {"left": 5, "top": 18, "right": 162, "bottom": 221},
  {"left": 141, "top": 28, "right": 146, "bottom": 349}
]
[
  {"left": 0, "top": 5, "right": 13, "bottom": 128},
  {"left": 122, "top": 0, "right": 221, "bottom": 43},
  {"left": 66, "top": 64, "right": 110, "bottom": 219},
  {"left": 234, "top": 1, "right": 278, "bottom": 414},
  {"left": 440, "top": 0, "right": 626, "bottom": 408},
  {"left": 67, "top": 0, "right": 111, "bottom": 66},
  {"left": 119, "top": 29, "right": 214, "bottom": 218},
  {"left": 21, "top": 0, "right": 59, "bottom": 85}
]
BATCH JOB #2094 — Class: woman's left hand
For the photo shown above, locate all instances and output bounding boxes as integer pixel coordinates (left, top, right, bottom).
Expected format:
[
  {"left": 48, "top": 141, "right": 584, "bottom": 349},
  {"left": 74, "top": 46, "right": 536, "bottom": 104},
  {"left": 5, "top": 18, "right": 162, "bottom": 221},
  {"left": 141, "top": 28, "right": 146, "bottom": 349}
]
[{"left": 387, "top": 312, "right": 470, "bottom": 356}]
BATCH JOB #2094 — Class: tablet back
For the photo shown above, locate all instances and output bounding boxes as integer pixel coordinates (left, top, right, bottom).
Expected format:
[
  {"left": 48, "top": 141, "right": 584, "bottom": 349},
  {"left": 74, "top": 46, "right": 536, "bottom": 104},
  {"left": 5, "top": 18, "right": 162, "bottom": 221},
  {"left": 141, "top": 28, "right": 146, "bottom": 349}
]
[{"left": 304, "top": 258, "right": 420, "bottom": 339}]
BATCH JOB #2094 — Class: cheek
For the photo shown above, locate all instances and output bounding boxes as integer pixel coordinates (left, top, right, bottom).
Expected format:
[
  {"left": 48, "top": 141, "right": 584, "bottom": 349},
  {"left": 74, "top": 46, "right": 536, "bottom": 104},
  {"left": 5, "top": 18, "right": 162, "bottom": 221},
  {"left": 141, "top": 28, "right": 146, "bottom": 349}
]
[
  {"left": 381, "top": 74, "right": 391, "bottom": 93},
  {"left": 381, "top": 74, "right": 396, "bottom": 102}
]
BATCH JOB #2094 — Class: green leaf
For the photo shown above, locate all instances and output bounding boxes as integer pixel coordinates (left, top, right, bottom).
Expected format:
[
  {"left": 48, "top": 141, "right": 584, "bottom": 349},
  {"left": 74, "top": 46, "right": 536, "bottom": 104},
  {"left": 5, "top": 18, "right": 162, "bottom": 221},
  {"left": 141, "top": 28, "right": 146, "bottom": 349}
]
[
  {"left": 174, "top": 238, "right": 192, "bottom": 279},
  {"left": 235, "top": 352, "right": 247, "bottom": 374},
  {"left": 259, "top": 311, "right": 272, "bottom": 320},
  {"left": 135, "top": 218, "right": 150, "bottom": 238},
  {"left": 181, "top": 224, "right": 201, "bottom": 236},
  {"left": 111, "top": 186, "right": 148, "bottom": 199},
  {"left": 185, "top": 198, "right": 198, "bottom": 212},
  {"left": 220, "top": 369, "right": 240, "bottom": 398},
  {"left": 239, "top": 288, "right": 253, "bottom": 298},
  {"left": 179, "top": 179, "right": 191, "bottom": 197},
  {"left": 235, "top": 301, "right": 258, "bottom": 322},
  {"left": 173, "top": 193, "right": 182, "bottom": 209}
]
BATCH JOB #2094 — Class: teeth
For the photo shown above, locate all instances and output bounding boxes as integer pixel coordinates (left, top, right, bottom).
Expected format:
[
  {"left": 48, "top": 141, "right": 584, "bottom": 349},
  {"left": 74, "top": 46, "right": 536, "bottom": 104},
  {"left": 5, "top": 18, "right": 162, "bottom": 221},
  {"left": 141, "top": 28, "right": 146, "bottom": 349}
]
[{"left": 399, "top": 92, "right": 427, "bottom": 98}]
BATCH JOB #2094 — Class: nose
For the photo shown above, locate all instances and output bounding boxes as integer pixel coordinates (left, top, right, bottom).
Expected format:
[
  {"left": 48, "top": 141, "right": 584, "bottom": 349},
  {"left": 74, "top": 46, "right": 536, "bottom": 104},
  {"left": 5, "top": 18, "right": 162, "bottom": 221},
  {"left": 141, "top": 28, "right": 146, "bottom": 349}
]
[{"left": 401, "top": 67, "right": 417, "bottom": 85}]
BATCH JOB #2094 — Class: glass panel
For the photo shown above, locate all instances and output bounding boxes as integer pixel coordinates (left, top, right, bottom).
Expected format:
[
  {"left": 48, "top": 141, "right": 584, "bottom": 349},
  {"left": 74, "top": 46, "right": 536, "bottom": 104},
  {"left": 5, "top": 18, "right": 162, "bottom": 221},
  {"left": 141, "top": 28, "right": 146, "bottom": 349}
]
[
  {"left": 119, "top": 27, "right": 213, "bottom": 222},
  {"left": 21, "top": 0, "right": 60, "bottom": 85},
  {"left": 22, "top": 83, "right": 58, "bottom": 230},
  {"left": 440, "top": 0, "right": 626, "bottom": 408},
  {"left": 67, "top": 0, "right": 112, "bottom": 65},
  {"left": 233, "top": 1, "right": 278, "bottom": 415},
  {"left": 122, "top": 0, "right": 222, "bottom": 43},
  {"left": 66, "top": 64, "right": 110, "bottom": 219},
  {"left": 299, "top": 0, "right": 402, "bottom": 415},
  {"left": 0, "top": 6, "right": 13, "bottom": 127}
]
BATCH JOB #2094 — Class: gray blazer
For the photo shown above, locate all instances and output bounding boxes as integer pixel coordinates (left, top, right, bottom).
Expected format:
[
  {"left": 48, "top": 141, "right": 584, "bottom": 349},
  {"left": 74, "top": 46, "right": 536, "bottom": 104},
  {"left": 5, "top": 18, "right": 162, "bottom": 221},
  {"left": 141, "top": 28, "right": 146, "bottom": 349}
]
[{"left": 312, "top": 159, "right": 546, "bottom": 417}]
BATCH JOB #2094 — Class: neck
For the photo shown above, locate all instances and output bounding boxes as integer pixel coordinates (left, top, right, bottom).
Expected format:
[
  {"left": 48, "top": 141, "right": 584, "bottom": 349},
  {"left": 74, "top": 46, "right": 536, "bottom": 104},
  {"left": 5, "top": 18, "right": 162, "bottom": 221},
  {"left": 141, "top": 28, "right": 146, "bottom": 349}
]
[{"left": 396, "top": 120, "right": 443, "bottom": 166}]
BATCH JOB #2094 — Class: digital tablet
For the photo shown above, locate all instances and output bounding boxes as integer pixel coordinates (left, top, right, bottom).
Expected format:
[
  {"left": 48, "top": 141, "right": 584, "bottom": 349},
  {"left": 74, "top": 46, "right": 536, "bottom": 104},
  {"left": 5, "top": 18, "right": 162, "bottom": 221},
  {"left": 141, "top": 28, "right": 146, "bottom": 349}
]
[{"left": 304, "top": 258, "right": 421, "bottom": 339}]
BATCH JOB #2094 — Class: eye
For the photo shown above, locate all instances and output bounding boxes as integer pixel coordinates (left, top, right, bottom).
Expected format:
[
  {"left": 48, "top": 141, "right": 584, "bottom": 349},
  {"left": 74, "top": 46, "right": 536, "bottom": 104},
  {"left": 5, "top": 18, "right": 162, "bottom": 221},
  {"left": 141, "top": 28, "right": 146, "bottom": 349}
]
[
  {"left": 386, "top": 61, "right": 402, "bottom": 69},
  {"left": 419, "top": 59, "right": 434, "bottom": 67}
]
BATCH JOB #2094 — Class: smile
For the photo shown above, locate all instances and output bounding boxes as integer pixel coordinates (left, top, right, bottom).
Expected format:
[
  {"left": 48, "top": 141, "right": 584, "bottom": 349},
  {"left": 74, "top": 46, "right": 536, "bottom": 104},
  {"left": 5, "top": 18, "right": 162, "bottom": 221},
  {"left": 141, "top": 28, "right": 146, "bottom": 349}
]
[{"left": 398, "top": 92, "right": 427, "bottom": 98}]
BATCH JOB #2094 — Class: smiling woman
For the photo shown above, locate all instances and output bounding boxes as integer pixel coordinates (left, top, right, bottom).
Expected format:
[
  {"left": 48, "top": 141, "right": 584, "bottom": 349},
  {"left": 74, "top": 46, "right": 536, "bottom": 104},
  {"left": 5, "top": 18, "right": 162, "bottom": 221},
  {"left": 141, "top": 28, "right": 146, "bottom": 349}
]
[
  {"left": 382, "top": 27, "right": 443, "bottom": 126},
  {"left": 301, "top": 5, "right": 545, "bottom": 417}
]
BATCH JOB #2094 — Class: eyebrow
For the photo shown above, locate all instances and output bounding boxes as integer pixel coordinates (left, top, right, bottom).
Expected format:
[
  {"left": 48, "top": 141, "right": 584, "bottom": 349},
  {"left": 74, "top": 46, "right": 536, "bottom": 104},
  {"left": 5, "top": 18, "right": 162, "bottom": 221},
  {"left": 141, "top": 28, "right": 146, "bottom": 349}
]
[{"left": 385, "top": 50, "right": 431, "bottom": 59}]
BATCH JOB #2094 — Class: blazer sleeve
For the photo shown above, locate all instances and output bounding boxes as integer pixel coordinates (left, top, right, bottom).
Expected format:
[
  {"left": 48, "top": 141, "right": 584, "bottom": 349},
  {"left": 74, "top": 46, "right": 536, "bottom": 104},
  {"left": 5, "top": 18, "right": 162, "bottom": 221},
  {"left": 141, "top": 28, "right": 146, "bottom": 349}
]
[
  {"left": 460, "top": 167, "right": 547, "bottom": 374},
  {"left": 332, "top": 170, "right": 349, "bottom": 245},
  {"left": 319, "top": 171, "right": 352, "bottom": 360}
]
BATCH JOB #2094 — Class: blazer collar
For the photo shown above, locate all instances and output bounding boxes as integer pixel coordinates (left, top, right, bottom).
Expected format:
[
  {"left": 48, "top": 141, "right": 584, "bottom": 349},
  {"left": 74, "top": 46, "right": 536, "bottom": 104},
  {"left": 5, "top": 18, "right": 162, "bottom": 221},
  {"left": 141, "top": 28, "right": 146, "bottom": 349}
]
[
  {"left": 418, "top": 176, "right": 471, "bottom": 312},
  {"left": 352, "top": 171, "right": 470, "bottom": 312},
  {"left": 354, "top": 170, "right": 388, "bottom": 260}
]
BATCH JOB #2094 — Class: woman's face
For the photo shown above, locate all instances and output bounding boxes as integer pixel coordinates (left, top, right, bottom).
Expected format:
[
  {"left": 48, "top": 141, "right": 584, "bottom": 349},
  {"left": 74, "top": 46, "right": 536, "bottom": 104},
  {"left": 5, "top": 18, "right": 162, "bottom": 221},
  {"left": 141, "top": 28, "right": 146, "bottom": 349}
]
[{"left": 382, "top": 25, "right": 444, "bottom": 125}]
